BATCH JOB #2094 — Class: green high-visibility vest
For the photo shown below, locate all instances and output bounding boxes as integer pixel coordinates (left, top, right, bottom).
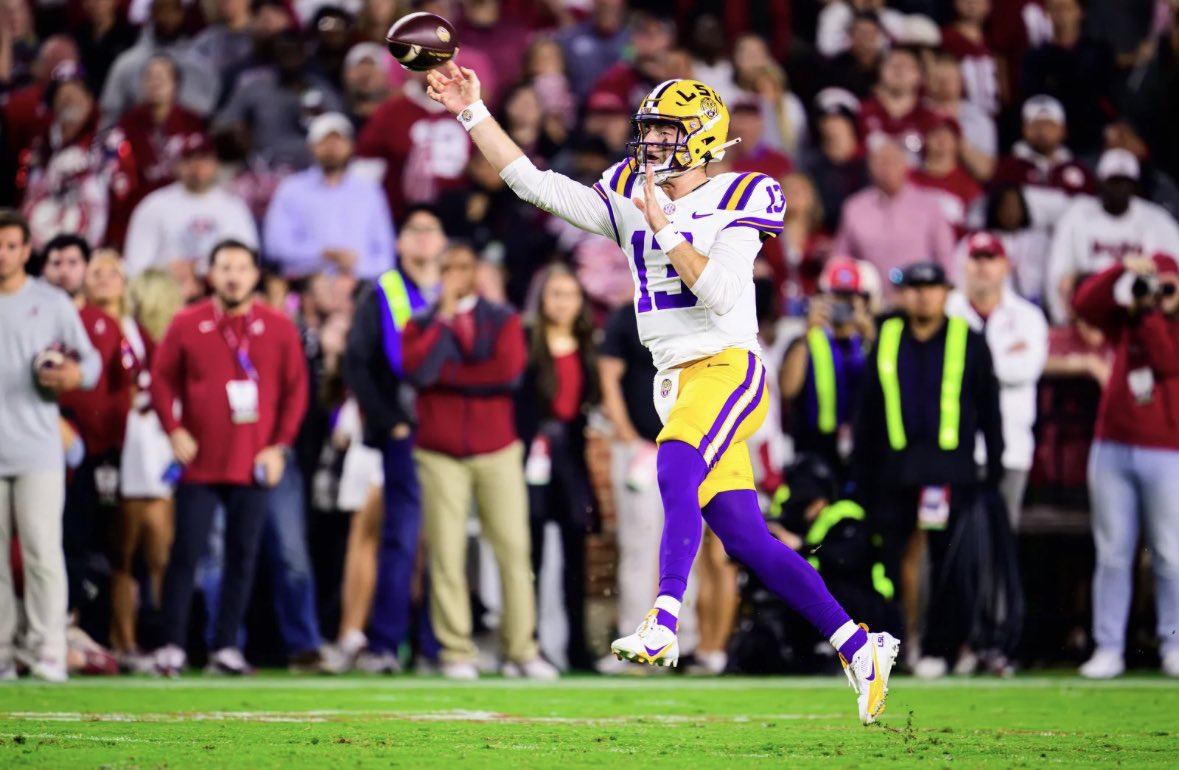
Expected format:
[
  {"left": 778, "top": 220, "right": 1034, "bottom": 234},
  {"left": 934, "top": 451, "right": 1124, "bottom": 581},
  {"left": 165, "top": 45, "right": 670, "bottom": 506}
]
[
  {"left": 876, "top": 316, "right": 969, "bottom": 452},
  {"left": 806, "top": 328, "right": 838, "bottom": 434},
  {"left": 378, "top": 270, "right": 416, "bottom": 330},
  {"left": 802, "top": 500, "right": 895, "bottom": 600}
]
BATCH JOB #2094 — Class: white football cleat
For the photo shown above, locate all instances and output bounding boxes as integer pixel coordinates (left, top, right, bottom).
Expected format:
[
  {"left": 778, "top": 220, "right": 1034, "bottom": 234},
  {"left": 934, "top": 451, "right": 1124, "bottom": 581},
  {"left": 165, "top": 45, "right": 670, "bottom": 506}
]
[
  {"left": 840, "top": 626, "right": 900, "bottom": 725},
  {"left": 610, "top": 610, "right": 680, "bottom": 667},
  {"left": 1079, "top": 648, "right": 1124, "bottom": 679}
]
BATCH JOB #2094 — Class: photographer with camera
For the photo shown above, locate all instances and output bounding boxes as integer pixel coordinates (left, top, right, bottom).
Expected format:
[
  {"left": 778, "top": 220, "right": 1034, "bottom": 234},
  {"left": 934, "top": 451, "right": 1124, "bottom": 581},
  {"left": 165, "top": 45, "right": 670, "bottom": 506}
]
[
  {"left": 1073, "top": 252, "right": 1179, "bottom": 680},
  {"left": 780, "top": 257, "right": 879, "bottom": 478}
]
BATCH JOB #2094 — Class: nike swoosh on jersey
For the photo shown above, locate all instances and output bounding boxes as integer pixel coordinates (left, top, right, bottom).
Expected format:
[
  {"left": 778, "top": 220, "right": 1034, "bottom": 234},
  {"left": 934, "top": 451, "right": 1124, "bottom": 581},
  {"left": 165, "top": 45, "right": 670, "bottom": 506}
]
[{"left": 691, "top": 212, "right": 715, "bottom": 219}]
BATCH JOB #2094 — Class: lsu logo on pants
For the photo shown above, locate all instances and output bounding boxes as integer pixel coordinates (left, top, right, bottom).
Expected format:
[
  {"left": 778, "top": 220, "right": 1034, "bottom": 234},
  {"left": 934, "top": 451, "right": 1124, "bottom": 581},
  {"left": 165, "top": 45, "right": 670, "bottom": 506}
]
[{"left": 660, "top": 378, "right": 673, "bottom": 398}]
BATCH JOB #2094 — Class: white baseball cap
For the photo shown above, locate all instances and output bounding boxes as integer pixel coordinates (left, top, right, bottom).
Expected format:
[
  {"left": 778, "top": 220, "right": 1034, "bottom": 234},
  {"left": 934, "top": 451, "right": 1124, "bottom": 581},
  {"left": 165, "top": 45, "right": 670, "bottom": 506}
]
[
  {"left": 1022, "top": 95, "right": 1066, "bottom": 125},
  {"left": 307, "top": 112, "right": 354, "bottom": 144},
  {"left": 345, "top": 42, "right": 386, "bottom": 70},
  {"left": 1096, "top": 148, "right": 1140, "bottom": 181}
]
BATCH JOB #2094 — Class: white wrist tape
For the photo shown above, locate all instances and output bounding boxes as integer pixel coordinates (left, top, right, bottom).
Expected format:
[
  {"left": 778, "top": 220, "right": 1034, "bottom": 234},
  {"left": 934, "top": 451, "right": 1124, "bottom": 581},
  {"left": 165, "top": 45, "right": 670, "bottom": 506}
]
[
  {"left": 457, "top": 100, "right": 491, "bottom": 132},
  {"left": 656, "top": 224, "right": 686, "bottom": 252}
]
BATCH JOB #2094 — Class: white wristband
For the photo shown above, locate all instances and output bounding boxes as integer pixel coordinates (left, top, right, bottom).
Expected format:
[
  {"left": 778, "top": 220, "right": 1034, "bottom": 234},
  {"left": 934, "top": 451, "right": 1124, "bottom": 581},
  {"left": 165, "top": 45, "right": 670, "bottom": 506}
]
[
  {"left": 656, "top": 224, "right": 686, "bottom": 252},
  {"left": 457, "top": 100, "right": 491, "bottom": 132}
]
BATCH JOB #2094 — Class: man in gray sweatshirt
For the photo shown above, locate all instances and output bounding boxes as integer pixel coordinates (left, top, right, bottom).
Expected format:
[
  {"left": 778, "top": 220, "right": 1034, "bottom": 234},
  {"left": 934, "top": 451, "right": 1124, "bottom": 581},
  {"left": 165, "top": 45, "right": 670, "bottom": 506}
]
[{"left": 0, "top": 211, "right": 101, "bottom": 682}]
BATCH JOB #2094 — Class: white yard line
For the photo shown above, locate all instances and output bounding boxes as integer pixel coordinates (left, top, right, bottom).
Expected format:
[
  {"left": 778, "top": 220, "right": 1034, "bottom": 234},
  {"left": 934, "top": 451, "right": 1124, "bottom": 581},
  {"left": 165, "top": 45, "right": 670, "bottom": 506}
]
[{"left": 1, "top": 732, "right": 149, "bottom": 744}]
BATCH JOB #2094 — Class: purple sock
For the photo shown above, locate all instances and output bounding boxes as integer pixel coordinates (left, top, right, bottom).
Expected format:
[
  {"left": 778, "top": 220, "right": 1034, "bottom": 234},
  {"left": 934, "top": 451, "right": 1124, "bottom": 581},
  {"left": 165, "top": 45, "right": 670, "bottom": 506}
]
[
  {"left": 838, "top": 627, "right": 869, "bottom": 661},
  {"left": 702, "top": 489, "right": 853, "bottom": 638},
  {"left": 655, "top": 440, "right": 708, "bottom": 602}
]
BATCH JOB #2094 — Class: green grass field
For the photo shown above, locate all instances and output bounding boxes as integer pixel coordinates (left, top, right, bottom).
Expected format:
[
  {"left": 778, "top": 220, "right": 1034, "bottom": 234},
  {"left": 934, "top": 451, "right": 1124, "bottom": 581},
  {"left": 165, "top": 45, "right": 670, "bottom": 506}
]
[{"left": 1, "top": 674, "right": 1176, "bottom": 769}]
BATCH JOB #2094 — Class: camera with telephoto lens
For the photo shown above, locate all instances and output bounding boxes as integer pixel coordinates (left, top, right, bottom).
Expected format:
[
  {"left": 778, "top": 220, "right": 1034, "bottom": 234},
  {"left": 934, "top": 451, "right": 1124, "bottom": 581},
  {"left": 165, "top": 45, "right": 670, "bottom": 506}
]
[
  {"left": 1132, "top": 274, "right": 1178, "bottom": 299},
  {"left": 831, "top": 298, "right": 856, "bottom": 325}
]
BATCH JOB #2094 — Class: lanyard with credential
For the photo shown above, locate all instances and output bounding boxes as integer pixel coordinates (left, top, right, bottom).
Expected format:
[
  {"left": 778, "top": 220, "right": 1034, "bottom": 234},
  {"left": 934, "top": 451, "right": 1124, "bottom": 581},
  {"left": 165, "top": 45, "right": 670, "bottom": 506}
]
[{"left": 216, "top": 306, "right": 259, "bottom": 384}]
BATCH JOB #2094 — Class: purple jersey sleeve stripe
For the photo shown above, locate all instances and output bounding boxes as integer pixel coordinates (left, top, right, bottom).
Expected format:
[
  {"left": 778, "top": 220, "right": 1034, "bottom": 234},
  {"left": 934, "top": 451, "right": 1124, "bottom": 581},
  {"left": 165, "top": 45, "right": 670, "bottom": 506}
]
[
  {"left": 735, "top": 174, "right": 768, "bottom": 211},
  {"left": 717, "top": 173, "right": 752, "bottom": 210},
  {"left": 697, "top": 351, "right": 758, "bottom": 463},
  {"left": 594, "top": 183, "right": 622, "bottom": 244},
  {"left": 608, "top": 161, "right": 628, "bottom": 193},
  {"left": 723, "top": 218, "right": 785, "bottom": 233}
]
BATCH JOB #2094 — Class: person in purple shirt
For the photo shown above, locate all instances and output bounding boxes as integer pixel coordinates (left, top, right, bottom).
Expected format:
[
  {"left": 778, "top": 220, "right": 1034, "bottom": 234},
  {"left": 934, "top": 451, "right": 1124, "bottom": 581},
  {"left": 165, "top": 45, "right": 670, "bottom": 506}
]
[
  {"left": 262, "top": 112, "right": 396, "bottom": 281},
  {"left": 833, "top": 137, "right": 956, "bottom": 306}
]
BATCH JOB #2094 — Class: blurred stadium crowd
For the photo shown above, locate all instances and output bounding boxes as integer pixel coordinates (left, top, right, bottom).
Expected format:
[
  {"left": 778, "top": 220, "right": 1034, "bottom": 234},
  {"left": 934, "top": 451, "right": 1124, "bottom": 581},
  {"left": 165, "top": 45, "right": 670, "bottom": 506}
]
[{"left": 1, "top": 0, "right": 1178, "bottom": 683}]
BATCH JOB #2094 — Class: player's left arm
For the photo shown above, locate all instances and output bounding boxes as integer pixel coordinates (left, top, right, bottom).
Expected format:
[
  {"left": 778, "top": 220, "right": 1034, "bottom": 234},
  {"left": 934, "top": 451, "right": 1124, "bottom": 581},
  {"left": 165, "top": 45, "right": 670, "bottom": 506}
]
[{"left": 634, "top": 166, "right": 779, "bottom": 316}]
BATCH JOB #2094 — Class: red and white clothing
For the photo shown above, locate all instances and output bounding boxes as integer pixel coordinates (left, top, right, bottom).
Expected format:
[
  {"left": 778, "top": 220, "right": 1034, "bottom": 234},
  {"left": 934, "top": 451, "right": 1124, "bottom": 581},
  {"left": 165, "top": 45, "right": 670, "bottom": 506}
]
[
  {"left": 940, "top": 26, "right": 1000, "bottom": 116},
  {"left": 993, "top": 141, "right": 1095, "bottom": 228},
  {"left": 1046, "top": 196, "right": 1179, "bottom": 323},
  {"left": 356, "top": 82, "right": 472, "bottom": 219},
  {"left": 58, "top": 304, "right": 130, "bottom": 458},
  {"left": 911, "top": 165, "right": 984, "bottom": 238},
  {"left": 110, "top": 103, "right": 206, "bottom": 249},
  {"left": 150, "top": 298, "right": 308, "bottom": 485},
  {"left": 858, "top": 98, "right": 940, "bottom": 164},
  {"left": 18, "top": 112, "right": 136, "bottom": 251}
]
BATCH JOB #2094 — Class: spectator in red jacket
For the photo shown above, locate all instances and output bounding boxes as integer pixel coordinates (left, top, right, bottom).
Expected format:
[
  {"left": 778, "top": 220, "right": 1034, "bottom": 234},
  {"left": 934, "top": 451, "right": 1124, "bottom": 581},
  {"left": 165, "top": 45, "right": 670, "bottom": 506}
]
[
  {"left": 857, "top": 46, "right": 939, "bottom": 166},
  {"left": 401, "top": 243, "right": 556, "bottom": 682},
  {"left": 150, "top": 238, "right": 309, "bottom": 676},
  {"left": 40, "top": 233, "right": 127, "bottom": 615},
  {"left": 1073, "top": 253, "right": 1179, "bottom": 681},
  {"left": 911, "top": 116, "right": 984, "bottom": 239}
]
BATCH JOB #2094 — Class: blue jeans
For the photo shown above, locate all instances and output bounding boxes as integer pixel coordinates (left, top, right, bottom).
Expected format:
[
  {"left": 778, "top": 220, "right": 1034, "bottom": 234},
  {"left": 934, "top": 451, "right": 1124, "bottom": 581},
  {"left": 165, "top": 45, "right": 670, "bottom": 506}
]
[
  {"left": 368, "top": 435, "right": 436, "bottom": 656},
  {"left": 262, "top": 463, "right": 322, "bottom": 654},
  {"left": 1088, "top": 440, "right": 1179, "bottom": 656},
  {"left": 196, "top": 465, "right": 323, "bottom": 655}
]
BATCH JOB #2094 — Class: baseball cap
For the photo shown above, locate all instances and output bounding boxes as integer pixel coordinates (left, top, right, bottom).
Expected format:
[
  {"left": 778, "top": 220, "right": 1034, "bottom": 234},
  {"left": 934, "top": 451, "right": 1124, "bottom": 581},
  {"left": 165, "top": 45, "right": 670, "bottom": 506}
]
[
  {"left": 345, "top": 42, "right": 386, "bottom": 69},
  {"left": 894, "top": 261, "right": 950, "bottom": 287},
  {"left": 1022, "top": 94, "right": 1066, "bottom": 126},
  {"left": 730, "top": 93, "right": 762, "bottom": 114},
  {"left": 820, "top": 256, "right": 864, "bottom": 294},
  {"left": 965, "top": 231, "right": 1007, "bottom": 259},
  {"left": 1153, "top": 252, "right": 1179, "bottom": 276},
  {"left": 586, "top": 90, "right": 628, "bottom": 115},
  {"left": 307, "top": 112, "right": 354, "bottom": 144},
  {"left": 814, "top": 87, "right": 861, "bottom": 121},
  {"left": 1097, "top": 148, "right": 1140, "bottom": 181},
  {"left": 178, "top": 132, "right": 215, "bottom": 158}
]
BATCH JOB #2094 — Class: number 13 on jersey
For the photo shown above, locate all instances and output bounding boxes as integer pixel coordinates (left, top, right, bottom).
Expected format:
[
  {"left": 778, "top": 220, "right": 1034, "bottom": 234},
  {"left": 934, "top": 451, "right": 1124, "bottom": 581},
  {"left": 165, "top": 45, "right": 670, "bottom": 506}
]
[{"left": 631, "top": 230, "right": 698, "bottom": 313}]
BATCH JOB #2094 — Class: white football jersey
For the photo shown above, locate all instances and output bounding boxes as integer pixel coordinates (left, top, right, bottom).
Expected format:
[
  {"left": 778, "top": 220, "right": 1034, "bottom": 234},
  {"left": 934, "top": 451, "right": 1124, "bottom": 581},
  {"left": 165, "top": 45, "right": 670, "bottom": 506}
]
[{"left": 593, "top": 161, "right": 785, "bottom": 369}]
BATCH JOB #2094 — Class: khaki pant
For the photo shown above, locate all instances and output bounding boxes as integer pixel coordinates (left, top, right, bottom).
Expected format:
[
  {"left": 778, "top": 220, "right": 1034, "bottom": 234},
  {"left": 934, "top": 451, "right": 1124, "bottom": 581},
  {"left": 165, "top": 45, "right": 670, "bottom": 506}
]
[
  {"left": 416, "top": 442, "right": 538, "bottom": 664},
  {"left": 0, "top": 471, "right": 67, "bottom": 666}
]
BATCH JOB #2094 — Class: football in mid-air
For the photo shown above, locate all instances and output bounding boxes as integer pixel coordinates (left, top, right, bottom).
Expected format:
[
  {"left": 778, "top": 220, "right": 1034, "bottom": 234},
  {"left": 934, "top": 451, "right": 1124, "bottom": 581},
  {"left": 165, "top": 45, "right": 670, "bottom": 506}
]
[{"left": 385, "top": 12, "right": 458, "bottom": 71}]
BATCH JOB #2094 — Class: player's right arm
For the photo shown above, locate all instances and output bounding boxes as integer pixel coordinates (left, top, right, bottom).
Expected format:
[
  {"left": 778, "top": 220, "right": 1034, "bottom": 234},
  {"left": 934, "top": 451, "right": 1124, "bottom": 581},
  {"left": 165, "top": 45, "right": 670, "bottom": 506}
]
[{"left": 426, "top": 63, "right": 616, "bottom": 239}]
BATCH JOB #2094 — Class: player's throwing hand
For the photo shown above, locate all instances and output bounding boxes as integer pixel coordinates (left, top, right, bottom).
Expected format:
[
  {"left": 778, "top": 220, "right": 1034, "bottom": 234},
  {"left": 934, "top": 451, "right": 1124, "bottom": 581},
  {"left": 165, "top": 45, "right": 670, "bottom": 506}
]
[
  {"left": 632, "top": 166, "right": 670, "bottom": 233},
  {"left": 425, "top": 62, "right": 481, "bottom": 115}
]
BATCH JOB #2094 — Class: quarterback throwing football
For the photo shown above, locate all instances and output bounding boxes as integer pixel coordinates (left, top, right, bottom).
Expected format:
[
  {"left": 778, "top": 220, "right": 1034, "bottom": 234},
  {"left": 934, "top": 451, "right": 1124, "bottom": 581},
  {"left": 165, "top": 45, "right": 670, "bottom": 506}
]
[{"left": 427, "top": 63, "right": 899, "bottom": 724}]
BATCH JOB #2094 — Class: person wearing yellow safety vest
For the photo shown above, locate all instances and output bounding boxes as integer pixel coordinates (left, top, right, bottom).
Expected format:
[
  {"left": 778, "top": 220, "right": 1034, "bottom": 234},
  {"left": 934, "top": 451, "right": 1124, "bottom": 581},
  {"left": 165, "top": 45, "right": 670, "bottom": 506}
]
[
  {"left": 851, "top": 260, "right": 1004, "bottom": 677},
  {"left": 780, "top": 256, "right": 879, "bottom": 477},
  {"left": 333, "top": 204, "right": 445, "bottom": 673},
  {"left": 767, "top": 454, "right": 901, "bottom": 642}
]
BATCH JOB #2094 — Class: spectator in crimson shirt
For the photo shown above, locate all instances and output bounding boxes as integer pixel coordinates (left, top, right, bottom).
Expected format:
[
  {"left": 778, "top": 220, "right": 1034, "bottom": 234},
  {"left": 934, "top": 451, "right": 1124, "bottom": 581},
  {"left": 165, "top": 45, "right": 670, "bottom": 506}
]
[
  {"left": 40, "top": 234, "right": 127, "bottom": 614},
  {"left": 940, "top": 0, "right": 1002, "bottom": 116},
  {"left": 453, "top": 0, "right": 531, "bottom": 108},
  {"left": 401, "top": 243, "right": 556, "bottom": 682},
  {"left": 150, "top": 239, "right": 309, "bottom": 676},
  {"left": 911, "top": 116, "right": 984, "bottom": 239},
  {"left": 356, "top": 71, "right": 471, "bottom": 220},
  {"left": 992, "top": 95, "right": 1096, "bottom": 204},
  {"left": 1072, "top": 253, "right": 1179, "bottom": 680},
  {"left": 110, "top": 54, "right": 205, "bottom": 251},
  {"left": 857, "top": 46, "right": 940, "bottom": 166}
]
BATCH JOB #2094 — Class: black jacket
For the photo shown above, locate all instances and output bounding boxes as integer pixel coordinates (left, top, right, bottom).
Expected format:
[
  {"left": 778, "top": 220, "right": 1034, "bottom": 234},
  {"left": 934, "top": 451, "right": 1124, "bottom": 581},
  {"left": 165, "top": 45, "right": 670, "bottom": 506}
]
[
  {"left": 342, "top": 283, "right": 414, "bottom": 448},
  {"left": 852, "top": 315, "right": 1004, "bottom": 491}
]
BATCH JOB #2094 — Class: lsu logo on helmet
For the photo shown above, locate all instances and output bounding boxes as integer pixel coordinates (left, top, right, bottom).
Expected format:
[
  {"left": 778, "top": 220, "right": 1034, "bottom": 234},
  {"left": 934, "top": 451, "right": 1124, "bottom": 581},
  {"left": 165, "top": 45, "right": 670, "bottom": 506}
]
[{"left": 628, "top": 79, "right": 741, "bottom": 182}]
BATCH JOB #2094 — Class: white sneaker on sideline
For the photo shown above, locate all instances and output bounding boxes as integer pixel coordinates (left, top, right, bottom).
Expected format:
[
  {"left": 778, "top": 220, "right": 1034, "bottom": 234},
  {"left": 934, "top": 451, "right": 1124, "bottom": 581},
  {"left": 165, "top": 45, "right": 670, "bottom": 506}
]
[
  {"left": 1162, "top": 649, "right": 1179, "bottom": 678},
  {"left": 441, "top": 661, "right": 479, "bottom": 681},
  {"left": 914, "top": 656, "right": 948, "bottom": 680},
  {"left": 355, "top": 650, "right": 401, "bottom": 675},
  {"left": 30, "top": 659, "right": 68, "bottom": 683},
  {"left": 205, "top": 647, "right": 254, "bottom": 676},
  {"left": 155, "top": 644, "right": 186, "bottom": 678},
  {"left": 0, "top": 661, "right": 16, "bottom": 681},
  {"left": 953, "top": 649, "right": 978, "bottom": 676},
  {"left": 501, "top": 657, "right": 559, "bottom": 681},
  {"left": 1079, "top": 648, "right": 1124, "bottom": 679}
]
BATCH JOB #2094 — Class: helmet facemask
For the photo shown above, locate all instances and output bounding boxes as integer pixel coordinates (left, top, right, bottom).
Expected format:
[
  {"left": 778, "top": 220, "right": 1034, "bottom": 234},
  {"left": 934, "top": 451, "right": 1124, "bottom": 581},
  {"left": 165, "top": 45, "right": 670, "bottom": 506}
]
[{"left": 627, "top": 116, "right": 697, "bottom": 185}]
